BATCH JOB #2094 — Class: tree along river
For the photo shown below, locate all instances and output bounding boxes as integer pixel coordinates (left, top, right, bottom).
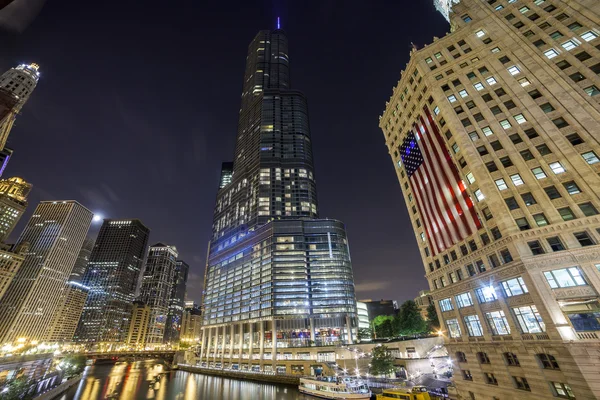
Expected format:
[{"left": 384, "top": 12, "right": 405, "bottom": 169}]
[{"left": 57, "top": 360, "right": 316, "bottom": 400}]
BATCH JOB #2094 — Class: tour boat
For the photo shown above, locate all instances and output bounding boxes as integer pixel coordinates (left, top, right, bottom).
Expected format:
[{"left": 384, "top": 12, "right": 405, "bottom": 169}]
[
  {"left": 298, "top": 376, "right": 371, "bottom": 399},
  {"left": 376, "top": 386, "right": 431, "bottom": 400}
]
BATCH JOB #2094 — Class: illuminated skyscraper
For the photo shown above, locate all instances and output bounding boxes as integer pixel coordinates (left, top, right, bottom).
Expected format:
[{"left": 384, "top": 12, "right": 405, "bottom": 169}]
[
  {"left": 75, "top": 219, "right": 150, "bottom": 345},
  {"left": 0, "top": 201, "right": 92, "bottom": 343},
  {"left": 0, "top": 63, "right": 40, "bottom": 150},
  {"left": 219, "top": 162, "right": 233, "bottom": 189},
  {"left": 138, "top": 243, "right": 178, "bottom": 347},
  {"left": 69, "top": 236, "right": 95, "bottom": 282},
  {"left": 164, "top": 259, "right": 189, "bottom": 344},
  {"left": 0, "top": 176, "right": 31, "bottom": 243},
  {"left": 199, "top": 27, "right": 358, "bottom": 372},
  {"left": 380, "top": 0, "right": 600, "bottom": 398}
]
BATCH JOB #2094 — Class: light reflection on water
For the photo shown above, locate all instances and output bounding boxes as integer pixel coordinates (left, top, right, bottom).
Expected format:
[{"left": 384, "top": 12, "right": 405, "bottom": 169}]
[{"left": 58, "top": 360, "right": 310, "bottom": 400}]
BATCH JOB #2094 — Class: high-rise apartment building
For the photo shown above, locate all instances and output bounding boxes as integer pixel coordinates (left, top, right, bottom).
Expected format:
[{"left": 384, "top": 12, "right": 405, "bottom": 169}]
[
  {"left": 380, "top": 1, "right": 600, "bottom": 398},
  {"left": 0, "top": 63, "right": 40, "bottom": 150},
  {"left": 0, "top": 242, "right": 27, "bottom": 301},
  {"left": 126, "top": 301, "right": 151, "bottom": 348},
  {"left": 199, "top": 27, "right": 358, "bottom": 371},
  {"left": 219, "top": 162, "right": 234, "bottom": 189},
  {"left": 0, "top": 176, "right": 31, "bottom": 243},
  {"left": 0, "top": 201, "right": 92, "bottom": 343},
  {"left": 138, "top": 243, "right": 178, "bottom": 347},
  {"left": 47, "top": 281, "right": 89, "bottom": 343},
  {"left": 75, "top": 219, "right": 150, "bottom": 346},
  {"left": 69, "top": 237, "right": 95, "bottom": 282},
  {"left": 164, "top": 259, "right": 189, "bottom": 344}
]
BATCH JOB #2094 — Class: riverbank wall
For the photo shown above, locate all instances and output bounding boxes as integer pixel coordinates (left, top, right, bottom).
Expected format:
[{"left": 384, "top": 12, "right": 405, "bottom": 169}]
[
  {"left": 35, "top": 375, "right": 82, "bottom": 400},
  {"left": 177, "top": 364, "right": 300, "bottom": 386}
]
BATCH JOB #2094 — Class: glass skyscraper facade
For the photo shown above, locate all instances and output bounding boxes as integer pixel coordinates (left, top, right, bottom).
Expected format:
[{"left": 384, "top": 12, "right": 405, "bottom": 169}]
[{"left": 199, "top": 27, "right": 357, "bottom": 371}]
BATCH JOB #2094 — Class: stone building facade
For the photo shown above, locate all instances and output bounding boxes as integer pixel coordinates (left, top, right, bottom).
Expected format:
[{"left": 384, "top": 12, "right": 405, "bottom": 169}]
[{"left": 380, "top": 0, "right": 600, "bottom": 399}]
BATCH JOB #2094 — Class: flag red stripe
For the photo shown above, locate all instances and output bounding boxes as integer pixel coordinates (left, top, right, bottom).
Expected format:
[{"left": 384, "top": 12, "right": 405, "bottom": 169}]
[
  {"left": 408, "top": 173, "right": 440, "bottom": 254},
  {"left": 413, "top": 169, "right": 445, "bottom": 253}
]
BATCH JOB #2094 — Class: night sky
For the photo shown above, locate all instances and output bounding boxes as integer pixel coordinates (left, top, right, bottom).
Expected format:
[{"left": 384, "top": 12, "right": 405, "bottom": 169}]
[{"left": 0, "top": 1, "right": 448, "bottom": 304}]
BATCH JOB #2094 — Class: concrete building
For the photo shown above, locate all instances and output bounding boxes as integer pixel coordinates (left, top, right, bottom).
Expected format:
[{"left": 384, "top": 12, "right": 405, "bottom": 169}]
[
  {"left": 69, "top": 236, "right": 95, "bottom": 282},
  {"left": 360, "top": 299, "right": 398, "bottom": 319},
  {"left": 415, "top": 290, "right": 435, "bottom": 320},
  {"left": 47, "top": 281, "right": 89, "bottom": 343},
  {"left": 180, "top": 301, "right": 202, "bottom": 345},
  {"left": 164, "top": 259, "right": 189, "bottom": 344},
  {"left": 126, "top": 301, "right": 151, "bottom": 349},
  {"left": 0, "top": 242, "right": 27, "bottom": 301},
  {"left": 0, "top": 201, "right": 92, "bottom": 343},
  {"left": 380, "top": 0, "right": 600, "bottom": 398},
  {"left": 139, "top": 243, "right": 178, "bottom": 347},
  {"left": 199, "top": 26, "right": 358, "bottom": 370},
  {"left": 75, "top": 219, "right": 150, "bottom": 346},
  {"left": 356, "top": 301, "right": 370, "bottom": 330},
  {"left": 0, "top": 176, "right": 31, "bottom": 243},
  {"left": 0, "top": 63, "right": 40, "bottom": 150}
]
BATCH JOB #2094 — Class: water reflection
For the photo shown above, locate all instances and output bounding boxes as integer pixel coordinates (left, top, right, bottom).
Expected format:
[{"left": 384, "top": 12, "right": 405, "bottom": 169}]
[{"left": 58, "top": 360, "right": 311, "bottom": 399}]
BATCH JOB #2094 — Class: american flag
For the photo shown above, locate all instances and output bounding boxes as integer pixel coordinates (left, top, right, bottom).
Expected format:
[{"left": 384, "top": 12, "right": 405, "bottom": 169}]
[{"left": 400, "top": 106, "right": 481, "bottom": 255}]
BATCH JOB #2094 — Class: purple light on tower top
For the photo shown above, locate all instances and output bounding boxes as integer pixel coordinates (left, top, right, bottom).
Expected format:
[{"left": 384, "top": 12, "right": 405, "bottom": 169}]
[{"left": 277, "top": 16, "right": 281, "bottom": 30}]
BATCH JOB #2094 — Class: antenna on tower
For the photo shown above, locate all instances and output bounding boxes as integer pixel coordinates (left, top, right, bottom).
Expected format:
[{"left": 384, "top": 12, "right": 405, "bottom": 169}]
[{"left": 277, "top": 16, "right": 281, "bottom": 30}]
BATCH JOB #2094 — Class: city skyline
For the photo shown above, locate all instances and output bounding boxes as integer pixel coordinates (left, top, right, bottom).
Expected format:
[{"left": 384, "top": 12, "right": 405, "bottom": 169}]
[{"left": 0, "top": 1, "right": 451, "bottom": 303}]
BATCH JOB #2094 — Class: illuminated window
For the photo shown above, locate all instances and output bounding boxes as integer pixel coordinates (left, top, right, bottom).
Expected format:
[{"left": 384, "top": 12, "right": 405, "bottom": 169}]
[
  {"left": 584, "top": 85, "right": 600, "bottom": 96},
  {"left": 544, "top": 267, "right": 586, "bottom": 289},
  {"left": 508, "top": 174, "right": 523, "bottom": 186},
  {"left": 448, "top": 95, "right": 457, "bottom": 103},
  {"left": 446, "top": 319, "right": 461, "bottom": 338},
  {"left": 495, "top": 179, "right": 508, "bottom": 190},
  {"left": 455, "top": 292, "right": 474, "bottom": 308},
  {"left": 518, "top": 77, "right": 531, "bottom": 87},
  {"left": 474, "top": 189, "right": 484, "bottom": 202},
  {"left": 476, "top": 30, "right": 485, "bottom": 37},
  {"left": 486, "top": 310, "right": 510, "bottom": 335},
  {"left": 481, "top": 126, "right": 493, "bottom": 136},
  {"left": 507, "top": 65, "right": 521, "bottom": 75},
  {"left": 513, "top": 305, "right": 545, "bottom": 333},
  {"left": 464, "top": 315, "right": 483, "bottom": 337},
  {"left": 500, "top": 119, "right": 512, "bottom": 129},
  {"left": 562, "top": 40, "right": 579, "bottom": 51},
  {"left": 519, "top": 6, "right": 530, "bottom": 13},
  {"left": 486, "top": 76, "right": 497, "bottom": 85},
  {"left": 581, "top": 31, "right": 599, "bottom": 42},
  {"left": 514, "top": 114, "right": 527, "bottom": 124},
  {"left": 551, "top": 382, "right": 574, "bottom": 399},
  {"left": 531, "top": 167, "right": 547, "bottom": 179},
  {"left": 549, "top": 162, "right": 565, "bottom": 174},
  {"left": 491, "top": 47, "right": 501, "bottom": 53},
  {"left": 475, "top": 286, "right": 497, "bottom": 303},
  {"left": 459, "top": 89, "right": 468, "bottom": 98},
  {"left": 439, "top": 298, "right": 453, "bottom": 311},
  {"left": 466, "top": 172, "right": 476, "bottom": 184},
  {"left": 582, "top": 151, "right": 600, "bottom": 164},
  {"left": 502, "top": 277, "right": 528, "bottom": 296},
  {"left": 544, "top": 49, "right": 559, "bottom": 59},
  {"left": 433, "top": 106, "right": 440, "bottom": 115}
]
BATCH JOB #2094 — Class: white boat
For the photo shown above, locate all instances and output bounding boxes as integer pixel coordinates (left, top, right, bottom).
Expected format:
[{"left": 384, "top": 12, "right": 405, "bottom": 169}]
[{"left": 299, "top": 376, "right": 371, "bottom": 399}]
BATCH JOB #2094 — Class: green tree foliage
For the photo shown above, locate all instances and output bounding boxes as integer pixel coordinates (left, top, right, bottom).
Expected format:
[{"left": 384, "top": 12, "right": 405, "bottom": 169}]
[
  {"left": 372, "top": 315, "right": 394, "bottom": 338},
  {"left": 357, "top": 328, "right": 372, "bottom": 340},
  {"left": 370, "top": 345, "right": 396, "bottom": 376},
  {"left": 426, "top": 303, "right": 440, "bottom": 332},
  {"left": 394, "top": 300, "right": 427, "bottom": 336},
  {"left": 1, "top": 376, "right": 34, "bottom": 400},
  {"left": 61, "top": 354, "right": 87, "bottom": 377}
]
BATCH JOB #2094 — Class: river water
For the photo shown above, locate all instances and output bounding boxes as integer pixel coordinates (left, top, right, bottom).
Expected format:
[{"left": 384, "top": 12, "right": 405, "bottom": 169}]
[{"left": 57, "top": 360, "right": 314, "bottom": 400}]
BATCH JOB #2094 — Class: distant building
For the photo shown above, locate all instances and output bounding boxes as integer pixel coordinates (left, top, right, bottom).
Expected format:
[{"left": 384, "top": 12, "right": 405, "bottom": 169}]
[
  {"left": 69, "top": 236, "right": 95, "bottom": 283},
  {"left": 219, "top": 162, "right": 233, "bottom": 189},
  {"left": 47, "top": 281, "right": 89, "bottom": 342},
  {"left": 0, "top": 176, "right": 31, "bottom": 243},
  {"left": 164, "top": 259, "right": 189, "bottom": 344},
  {"left": 0, "top": 147, "right": 13, "bottom": 177},
  {"left": 356, "top": 301, "right": 370, "bottom": 330},
  {"left": 126, "top": 301, "right": 151, "bottom": 348},
  {"left": 75, "top": 219, "right": 150, "bottom": 345},
  {"left": 414, "top": 290, "right": 434, "bottom": 320},
  {"left": 0, "top": 201, "right": 92, "bottom": 343},
  {"left": 139, "top": 243, "right": 178, "bottom": 347},
  {"left": 360, "top": 299, "right": 398, "bottom": 320},
  {"left": 180, "top": 301, "right": 202, "bottom": 345},
  {"left": 0, "top": 242, "right": 27, "bottom": 301},
  {"left": 0, "top": 63, "right": 40, "bottom": 150}
]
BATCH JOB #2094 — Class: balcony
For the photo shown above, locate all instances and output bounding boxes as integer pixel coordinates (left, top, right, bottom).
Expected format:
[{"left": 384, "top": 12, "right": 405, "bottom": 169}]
[
  {"left": 577, "top": 331, "right": 599, "bottom": 340},
  {"left": 521, "top": 333, "right": 550, "bottom": 341}
]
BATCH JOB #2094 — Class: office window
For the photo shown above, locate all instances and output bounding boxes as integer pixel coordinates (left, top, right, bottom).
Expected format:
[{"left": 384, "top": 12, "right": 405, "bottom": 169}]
[
  {"left": 502, "top": 277, "right": 528, "bottom": 297},
  {"left": 515, "top": 217, "right": 530, "bottom": 230},
  {"left": 456, "top": 351, "right": 467, "bottom": 363},
  {"left": 495, "top": 87, "right": 506, "bottom": 96},
  {"left": 466, "top": 263, "right": 476, "bottom": 276},
  {"left": 513, "top": 305, "right": 545, "bottom": 333},
  {"left": 505, "top": 197, "right": 520, "bottom": 210},
  {"left": 486, "top": 76, "right": 497, "bottom": 85},
  {"left": 456, "top": 292, "right": 474, "bottom": 308},
  {"left": 552, "top": 382, "right": 575, "bottom": 399},
  {"left": 533, "top": 213, "right": 549, "bottom": 227},
  {"left": 511, "top": 174, "right": 524, "bottom": 186},
  {"left": 486, "top": 310, "right": 511, "bottom": 335},
  {"left": 473, "top": 82, "right": 484, "bottom": 91},
  {"left": 566, "top": 133, "right": 583, "bottom": 145},
  {"left": 517, "top": 78, "right": 531, "bottom": 88},
  {"left": 524, "top": 127, "right": 539, "bottom": 138},
  {"left": 574, "top": 231, "right": 595, "bottom": 246},
  {"left": 490, "top": 105, "right": 503, "bottom": 115},
  {"left": 507, "top": 65, "right": 520, "bottom": 75},
  {"left": 556, "top": 13, "right": 570, "bottom": 22},
  {"left": 464, "top": 315, "right": 483, "bottom": 337},
  {"left": 561, "top": 39, "right": 580, "bottom": 51},
  {"left": 581, "top": 31, "right": 598, "bottom": 42},
  {"left": 448, "top": 95, "right": 457, "bottom": 103},
  {"left": 514, "top": 114, "right": 527, "bottom": 124},
  {"left": 563, "top": 181, "right": 581, "bottom": 195},
  {"left": 446, "top": 319, "right": 462, "bottom": 338},
  {"left": 500, "top": 248, "right": 513, "bottom": 263},
  {"left": 520, "top": 149, "right": 535, "bottom": 161},
  {"left": 434, "top": 106, "right": 440, "bottom": 115},
  {"left": 462, "top": 15, "right": 472, "bottom": 22},
  {"left": 452, "top": 143, "right": 460, "bottom": 153},
  {"left": 462, "top": 370, "right": 473, "bottom": 381},
  {"left": 475, "top": 286, "right": 497, "bottom": 303},
  {"left": 500, "top": 119, "right": 512, "bottom": 129},
  {"left": 531, "top": 167, "right": 547, "bottom": 179},
  {"left": 500, "top": 156, "right": 513, "bottom": 167},
  {"left": 553, "top": 117, "right": 569, "bottom": 128},
  {"left": 495, "top": 179, "right": 508, "bottom": 190},
  {"left": 491, "top": 227, "right": 502, "bottom": 240},
  {"left": 547, "top": 236, "right": 565, "bottom": 251},
  {"left": 528, "top": 240, "right": 545, "bottom": 255},
  {"left": 482, "top": 93, "right": 493, "bottom": 102},
  {"left": 540, "top": 102, "right": 555, "bottom": 113},
  {"left": 544, "top": 49, "right": 559, "bottom": 59},
  {"left": 550, "top": 30, "right": 564, "bottom": 39},
  {"left": 538, "top": 353, "right": 560, "bottom": 369},
  {"left": 558, "top": 207, "right": 576, "bottom": 221},
  {"left": 556, "top": 60, "right": 571, "bottom": 70},
  {"left": 544, "top": 267, "right": 586, "bottom": 289},
  {"left": 475, "top": 259, "right": 485, "bottom": 273},
  {"left": 466, "top": 172, "right": 476, "bottom": 184},
  {"left": 544, "top": 185, "right": 561, "bottom": 199},
  {"left": 439, "top": 298, "right": 454, "bottom": 312},
  {"left": 584, "top": 85, "right": 600, "bottom": 96},
  {"left": 521, "top": 192, "right": 536, "bottom": 205},
  {"left": 582, "top": 151, "right": 600, "bottom": 164},
  {"left": 475, "top": 189, "right": 484, "bottom": 202},
  {"left": 570, "top": 72, "right": 586, "bottom": 82},
  {"left": 484, "top": 372, "right": 498, "bottom": 385},
  {"left": 536, "top": 143, "right": 552, "bottom": 155},
  {"left": 483, "top": 207, "right": 493, "bottom": 220},
  {"left": 477, "top": 352, "right": 490, "bottom": 364},
  {"left": 579, "top": 202, "right": 599, "bottom": 216},
  {"left": 459, "top": 89, "right": 468, "bottom": 97},
  {"left": 481, "top": 126, "right": 493, "bottom": 136},
  {"left": 519, "top": 6, "right": 530, "bottom": 13},
  {"left": 504, "top": 352, "right": 520, "bottom": 366},
  {"left": 469, "top": 131, "right": 480, "bottom": 141},
  {"left": 533, "top": 39, "right": 546, "bottom": 47}
]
